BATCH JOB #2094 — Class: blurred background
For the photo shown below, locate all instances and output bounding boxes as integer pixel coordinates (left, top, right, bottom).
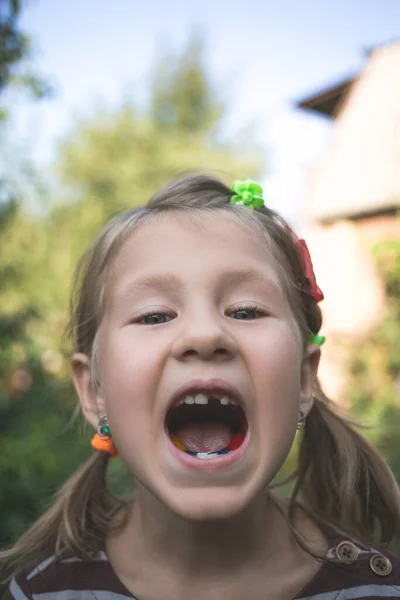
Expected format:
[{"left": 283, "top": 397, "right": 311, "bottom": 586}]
[{"left": 1, "top": 0, "right": 400, "bottom": 549}]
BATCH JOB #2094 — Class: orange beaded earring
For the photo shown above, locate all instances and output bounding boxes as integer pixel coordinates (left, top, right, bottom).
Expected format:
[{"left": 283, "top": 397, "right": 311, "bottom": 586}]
[{"left": 90, "top": 416, "right": 118, "bottom": 457}]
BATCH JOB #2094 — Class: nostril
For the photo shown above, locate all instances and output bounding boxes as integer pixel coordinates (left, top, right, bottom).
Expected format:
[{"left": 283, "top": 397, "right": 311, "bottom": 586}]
[
  {"left": 182, "top": 349, "right": 197, "bottom": 358},
  {"left": 182, "top": 347, "right": 231, "bottom": 360},
  {"left": 173, "top": 330, "right": 238, "bottom": 361}
]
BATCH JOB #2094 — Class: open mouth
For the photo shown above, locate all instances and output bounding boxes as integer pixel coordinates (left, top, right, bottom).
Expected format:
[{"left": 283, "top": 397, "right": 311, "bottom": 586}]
[{"left": 165, "top": 392, "right": 248, "bottom": 460}]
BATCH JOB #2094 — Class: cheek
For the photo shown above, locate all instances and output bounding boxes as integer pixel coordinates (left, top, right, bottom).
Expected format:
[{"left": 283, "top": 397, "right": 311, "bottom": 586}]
[
  {"left": 250, "top": 323, "right": 301, "bottom": 433},
  {"left": 100, "top": 327, "right": 163, "bottom": 386},
  {"left": 248, "top": 332, "right": 301, "bottom": 483},
  {"left": 252, "top": 320, "right": 301, "bottom": 384},
  {"left": 97, "top": 330, "right": 164, "bottom": 432}
]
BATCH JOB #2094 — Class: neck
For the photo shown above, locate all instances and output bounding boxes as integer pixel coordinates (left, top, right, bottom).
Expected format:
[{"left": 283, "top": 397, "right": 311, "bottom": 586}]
[{"left": 112, "top": 487, "right": 300, "bottom": 578}]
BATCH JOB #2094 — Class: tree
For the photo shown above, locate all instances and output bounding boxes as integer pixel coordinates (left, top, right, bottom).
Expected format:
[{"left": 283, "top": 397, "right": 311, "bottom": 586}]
[
  {"left": 0, "top": 0, "right": 50, "bottom": 120},
  {"left": 150, "top": 32, "right": 224, "bottom": 135},
  {"left": 0, "top": 0, "right": 25, "bottom": 94},
  {"left": 0, "top": 0, "right": 75, "bottom": 551}
]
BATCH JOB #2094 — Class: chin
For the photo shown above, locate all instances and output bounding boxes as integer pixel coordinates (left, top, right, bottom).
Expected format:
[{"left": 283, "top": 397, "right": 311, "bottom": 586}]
[{"left": 158, "top": 480, "right": 264, "bottom": 522}]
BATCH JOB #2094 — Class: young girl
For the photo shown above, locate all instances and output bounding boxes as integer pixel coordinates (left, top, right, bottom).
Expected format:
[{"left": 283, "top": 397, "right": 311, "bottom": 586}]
[{"left": 1, "top": 174, "right": 400, "bottom": 599}]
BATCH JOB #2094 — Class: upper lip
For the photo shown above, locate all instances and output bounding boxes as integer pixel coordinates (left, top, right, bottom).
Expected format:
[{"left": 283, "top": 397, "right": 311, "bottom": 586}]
[{"left": 165, "top": 378, "right": 246, "bottom": 416}]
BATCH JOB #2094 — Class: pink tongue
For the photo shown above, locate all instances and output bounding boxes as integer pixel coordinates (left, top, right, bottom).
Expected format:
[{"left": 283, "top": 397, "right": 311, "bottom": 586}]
[{"left": 176, "top": 422, "right": 232, "bottom": 453}]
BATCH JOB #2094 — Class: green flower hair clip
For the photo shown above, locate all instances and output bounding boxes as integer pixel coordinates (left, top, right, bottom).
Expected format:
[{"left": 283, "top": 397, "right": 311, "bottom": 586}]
[
  {"left": 231, "top": 179, "right": 264, "bottom": 209},
  {"left": 308, "top": 333, "right": 326, "bottom": 346}
]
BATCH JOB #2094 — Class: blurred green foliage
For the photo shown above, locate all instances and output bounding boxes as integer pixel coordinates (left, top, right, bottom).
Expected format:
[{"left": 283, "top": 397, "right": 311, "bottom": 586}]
[
  {"left": 0, "top": 0, "right": 51, "bottom": 121},
  {"left": 0, "top": 31, "right": 260, "bottom": 547},
  {"left": 348, "top": 235, "right": 400, "bottom": 482}
]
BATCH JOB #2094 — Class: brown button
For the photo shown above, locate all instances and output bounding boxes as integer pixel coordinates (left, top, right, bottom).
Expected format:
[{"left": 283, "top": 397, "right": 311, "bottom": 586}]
[
  {"left": 370, "top": 554, "right": 392, "bottom": 576},
  {"left": 335, "top": 540, "right": 359, "bottom": 563}
]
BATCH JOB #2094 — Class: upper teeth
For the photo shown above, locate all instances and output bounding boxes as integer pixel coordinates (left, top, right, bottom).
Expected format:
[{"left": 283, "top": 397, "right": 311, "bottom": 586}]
[{"left": 174, "top": 393, "right": 236, "bottom": 408}]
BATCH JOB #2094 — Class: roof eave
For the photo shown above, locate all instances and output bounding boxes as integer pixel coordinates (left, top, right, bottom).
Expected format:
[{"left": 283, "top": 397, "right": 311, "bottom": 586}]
[{"left": 296, "top": 76, "right": 356, "bottom": 118}]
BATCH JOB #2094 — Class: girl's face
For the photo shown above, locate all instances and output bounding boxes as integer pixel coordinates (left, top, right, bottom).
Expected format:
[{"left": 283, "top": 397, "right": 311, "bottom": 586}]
[{"left": 74, "top": 213, "right": 319, "bottom": 520}]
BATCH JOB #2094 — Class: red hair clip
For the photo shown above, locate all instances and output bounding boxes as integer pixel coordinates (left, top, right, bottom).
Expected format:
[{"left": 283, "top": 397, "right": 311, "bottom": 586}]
[
  {"left": 297, "top": 239, "right": 324, "bottom": 303},
  {"left": 287, "top": 228, "right": 323, "bottom": 303}
]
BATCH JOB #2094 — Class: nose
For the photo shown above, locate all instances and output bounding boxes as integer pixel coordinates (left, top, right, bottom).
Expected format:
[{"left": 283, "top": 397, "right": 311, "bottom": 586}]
[{"left": 171, "top": 309, "right": 238, "bottom": 362}]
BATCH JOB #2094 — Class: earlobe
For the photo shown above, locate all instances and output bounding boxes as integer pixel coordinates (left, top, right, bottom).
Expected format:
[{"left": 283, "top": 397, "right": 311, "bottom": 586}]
[
  {"left": 70, "top": 353, "right": 104, "bottom": 429},
  {"left": 299, "top": 344, "right": 321, "bottom": 417}
]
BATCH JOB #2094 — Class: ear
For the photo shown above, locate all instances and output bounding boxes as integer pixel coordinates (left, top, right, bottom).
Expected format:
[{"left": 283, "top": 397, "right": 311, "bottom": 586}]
[
  {"left": 71, "top": 353, "right": 105, "bottom": 429},
  {"left": 299, "top": 344, "right": 321, "bottom": 417}
]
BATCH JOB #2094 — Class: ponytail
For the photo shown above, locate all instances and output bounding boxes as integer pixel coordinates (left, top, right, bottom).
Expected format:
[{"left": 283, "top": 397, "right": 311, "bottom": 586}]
[
  {"left": 0, "top": 451, "right": 124, "bottom": 581},
  {"left": 290, "top": 384, "right": 400, "bottom": 545}
]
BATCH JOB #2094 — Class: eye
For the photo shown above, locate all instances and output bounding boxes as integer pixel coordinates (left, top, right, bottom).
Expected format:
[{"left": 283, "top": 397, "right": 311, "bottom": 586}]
[
  {"left": 228, "top": 305, "right": 266, "bottom": 320},
  {"left": 139, "top": 312, "right": 173, "bottom": 325}
]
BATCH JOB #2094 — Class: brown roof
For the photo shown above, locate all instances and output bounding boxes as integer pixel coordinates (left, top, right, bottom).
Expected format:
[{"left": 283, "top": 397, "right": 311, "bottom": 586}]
[{"left": 297, "top": 76, "right": 355, "bottom": 118}]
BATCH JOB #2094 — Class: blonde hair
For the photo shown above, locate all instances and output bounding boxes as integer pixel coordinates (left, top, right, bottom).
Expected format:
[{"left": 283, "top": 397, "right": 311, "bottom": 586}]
[{"left": 2, "top": 174, "right": 399, "bottom": 577}]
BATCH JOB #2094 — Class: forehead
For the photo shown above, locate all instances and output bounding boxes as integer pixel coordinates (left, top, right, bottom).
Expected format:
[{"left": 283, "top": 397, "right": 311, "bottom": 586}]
[{"left": 108, "top": 212, "right": 283, "bottom": 293}]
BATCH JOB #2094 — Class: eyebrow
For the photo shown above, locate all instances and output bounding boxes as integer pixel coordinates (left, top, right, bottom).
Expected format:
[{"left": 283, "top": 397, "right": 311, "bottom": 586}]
[
  {"left": 117, "top": 269, "right": 281, "bottom": 299},
  {"left": 216, "top": 268, "right": 281, "bottom": 293},
  {"left": 118, "top": 274, "right": 181, "bottom": 300}
]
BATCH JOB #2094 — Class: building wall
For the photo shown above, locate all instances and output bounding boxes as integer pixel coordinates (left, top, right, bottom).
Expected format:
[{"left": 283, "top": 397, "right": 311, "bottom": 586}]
[{"left": 306, "top": 214, "right": 400, "bottom": 402}]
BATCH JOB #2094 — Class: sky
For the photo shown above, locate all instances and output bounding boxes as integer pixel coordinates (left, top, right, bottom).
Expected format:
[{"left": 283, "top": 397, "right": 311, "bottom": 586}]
[{"left": 11, "top": 0, "right": 400, "bottom": 221}]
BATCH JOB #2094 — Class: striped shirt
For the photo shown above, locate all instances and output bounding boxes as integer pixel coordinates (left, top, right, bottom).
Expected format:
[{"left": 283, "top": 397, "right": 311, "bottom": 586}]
[{"left": 3, "top": 534, "right": 400, "bottom": 599}]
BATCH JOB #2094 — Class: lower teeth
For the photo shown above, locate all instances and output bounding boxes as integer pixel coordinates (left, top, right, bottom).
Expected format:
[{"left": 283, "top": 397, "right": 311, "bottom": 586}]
[
  {"left": 170, "top": 432, "right": 244, "bottom": 459},
  {"left": 185, "top": 448, "right": 232, "bottom": 459},
  {"left": 196, "top": 452, "right": 219, "bottom": 460}
]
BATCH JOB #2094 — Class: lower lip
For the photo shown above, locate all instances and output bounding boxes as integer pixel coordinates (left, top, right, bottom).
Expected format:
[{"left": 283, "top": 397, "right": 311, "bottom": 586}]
[{"left": 165, "top": 430, "right": 249, "bottom": 470}]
